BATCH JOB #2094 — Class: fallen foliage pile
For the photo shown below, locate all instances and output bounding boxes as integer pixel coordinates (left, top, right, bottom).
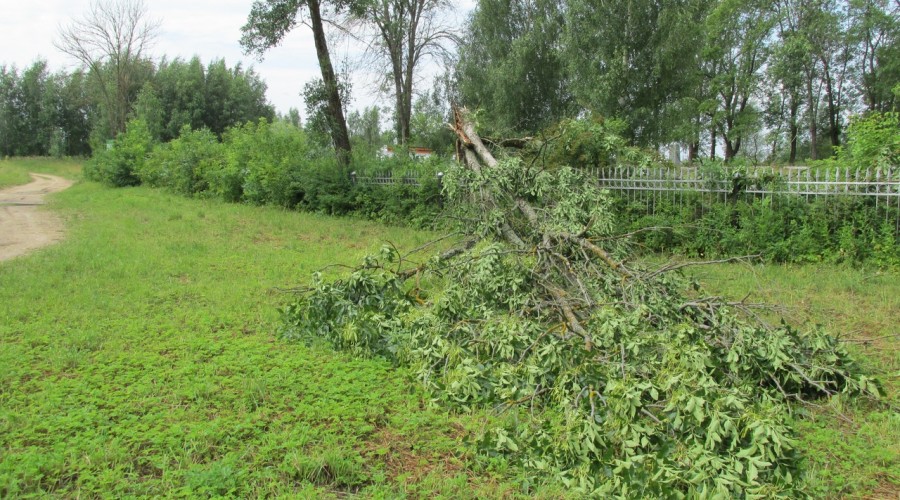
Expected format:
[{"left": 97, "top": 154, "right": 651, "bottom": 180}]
[{"left": 282, "top": 110, "right": 879, "bottom": 496}]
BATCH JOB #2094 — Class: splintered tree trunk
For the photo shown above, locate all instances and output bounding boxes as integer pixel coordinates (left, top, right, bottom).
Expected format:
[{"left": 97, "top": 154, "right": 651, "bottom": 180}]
[
  {"left": 452, "top": 108, "right": 635, "bottom": 349},
  {"left": 308, "top": 0, "right": 352, "bottom": 168}
]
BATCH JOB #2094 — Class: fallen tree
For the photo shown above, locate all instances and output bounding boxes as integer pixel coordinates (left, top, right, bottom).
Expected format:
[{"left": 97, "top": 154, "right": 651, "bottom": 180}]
[{"left": 281, "top": 109, "right": 879, "bottom": 496}]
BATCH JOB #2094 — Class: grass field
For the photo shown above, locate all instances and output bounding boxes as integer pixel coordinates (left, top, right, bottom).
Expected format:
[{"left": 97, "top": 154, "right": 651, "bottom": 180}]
[
  {"left": 0, "top": 160, "right": 541, "bottom": 497},
  {"left": 0, "top": 158, "right": 896, "bottom": 497}
]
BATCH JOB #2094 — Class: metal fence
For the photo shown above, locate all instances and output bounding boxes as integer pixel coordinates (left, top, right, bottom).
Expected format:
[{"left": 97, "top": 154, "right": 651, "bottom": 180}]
[
  {"left": 590, "top": 165, "right": 900, "bottom": 229},
  {"left": 350, "top": 170, "right": 432, "bottom": 186},
  {"left": 588, "top": 165, "right": 900, "bottom": 199},
  {"left": 349, "top": 165, "right": 900, "bottom": 229}
]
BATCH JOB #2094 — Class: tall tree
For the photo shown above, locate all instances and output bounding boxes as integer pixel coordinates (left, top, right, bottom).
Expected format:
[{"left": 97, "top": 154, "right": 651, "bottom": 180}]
[
  {"left": 132, "top": 82, "right": 164, "bottom": 140},
  {"left": 409, "top": 85, "right": 453, "bottom": 151},
  {"left": 350, "top": 0, "right": 458, "bottom": 145},
  {"left": 154, "top": 57, "right": 207, "bottom": 139},
  {"left": 203, "top": 60, "right": 273, "bottom": 137},
  {"left": 241, "top": 0, "right": 353, "bottom": 168},
  {"left": 776, "top": 0, "right": 850, "bottom": 159},
  {"left": 302, "top": 75, "right": 352, "bottom": 145},
  {"left": 767, "top": 33, "right": 807, "bottom": 163},
  {"left": 17, "top": 61, "right": 53, "bottom": 156},
  {"left": 347, "top": 105, "right": 384, "bottom": 148},
  {"left": 0, "top": 65, "right": 24, "bottom": 156},
  {"left": 701, "top": 0, "right": 774, "bottom": 160},
  {"left": 457, "top": 0, "right": 571, "bottom": 134},
  {"left": 55, "top": 0, "right": 160, "bottom": 137},
  {"left": 848, "top": 0, "right": 900, "bottom": 112},
  {"left": 563, "top": 0, "right": 707, "bottom": 147}
]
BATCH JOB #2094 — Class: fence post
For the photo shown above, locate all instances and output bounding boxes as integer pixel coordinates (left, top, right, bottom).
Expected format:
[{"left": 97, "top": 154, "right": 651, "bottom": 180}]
[
  {"left": 437, "top": 171, "right": 444, "bottom": 208},
  {"left": 350, "top": 171, "right": 357, "bottom": 185}
]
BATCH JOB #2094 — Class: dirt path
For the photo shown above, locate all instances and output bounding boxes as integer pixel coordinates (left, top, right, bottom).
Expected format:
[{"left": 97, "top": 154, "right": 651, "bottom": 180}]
[{"left": 0, "top": 173, "right": 74, "bottom": 262}]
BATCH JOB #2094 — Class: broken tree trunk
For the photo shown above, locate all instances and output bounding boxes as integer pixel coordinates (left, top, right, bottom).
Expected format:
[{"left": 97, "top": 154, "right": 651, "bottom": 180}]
[{"left": 450, "top": 107, "right": 638, "bottom": 348}]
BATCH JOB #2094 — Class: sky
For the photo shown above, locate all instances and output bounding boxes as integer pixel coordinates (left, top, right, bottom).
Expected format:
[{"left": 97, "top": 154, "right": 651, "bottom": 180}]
[{"left": 0, "top": 0, "right": 474, "bottom": 115}]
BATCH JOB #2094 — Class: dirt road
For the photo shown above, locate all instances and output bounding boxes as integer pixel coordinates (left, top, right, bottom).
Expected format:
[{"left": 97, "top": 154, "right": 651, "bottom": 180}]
[{"left": 0, "top": 173, "right": 74, "bottom": 262}]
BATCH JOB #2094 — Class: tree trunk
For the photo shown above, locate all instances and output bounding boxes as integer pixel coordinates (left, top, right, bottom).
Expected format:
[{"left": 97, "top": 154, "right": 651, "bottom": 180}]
[
  {"left": 821, "top": 58, "right": 840, "bottom": 151},
  {"left": 788, "top": 98, "right": 799, "bottom": 165},
  {"left": 806, "top": 75, "right": 817, "bottom": 161},
  {"left": 709, "top": 121, "right": 716, "bottom": 160},
  {"left": 308, "top": 0, "right": 351, "bottom": 168},
  {"left": 399, "top": 0, "right": 422, "bottom": 145}
]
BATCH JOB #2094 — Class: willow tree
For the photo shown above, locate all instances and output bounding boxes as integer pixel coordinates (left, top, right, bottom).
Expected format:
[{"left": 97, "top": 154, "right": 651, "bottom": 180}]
[
  {"left": 241, "top": 0, "right": 353, "bottom": 168},
  {"left": 456, "top": 0, "right": 572, "bottom": 134}
]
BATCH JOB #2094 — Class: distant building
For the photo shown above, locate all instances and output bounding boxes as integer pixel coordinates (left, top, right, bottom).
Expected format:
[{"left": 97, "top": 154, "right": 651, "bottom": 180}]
[{"left": 380, "top": 145, "right": 434, "bottom": 160}]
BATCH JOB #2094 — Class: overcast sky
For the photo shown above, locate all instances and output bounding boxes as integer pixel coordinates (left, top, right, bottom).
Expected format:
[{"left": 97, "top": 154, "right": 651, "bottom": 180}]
[{"left": 0, "top": 0, "right": 474, "bottom": 115}]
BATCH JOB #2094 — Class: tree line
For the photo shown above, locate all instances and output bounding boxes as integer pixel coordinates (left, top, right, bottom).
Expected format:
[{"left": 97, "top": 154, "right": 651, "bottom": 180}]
[
  {"left": 456, "top": 0, "right": 899, "bottom": 164},
  {"left": 238, "top": 0, "right": 900, "bottom": 167},
  {"left": 2, "top": 0, "right": 896, "bottom": 167},
  {"left": 0, "top": 56, "right": 274, "bottom": 158}
]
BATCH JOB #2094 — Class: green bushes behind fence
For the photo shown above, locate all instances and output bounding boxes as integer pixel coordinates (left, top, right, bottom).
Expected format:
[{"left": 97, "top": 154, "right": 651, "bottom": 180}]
[{"left": 616, "top": 192, "right": 900, "bottom": 267}]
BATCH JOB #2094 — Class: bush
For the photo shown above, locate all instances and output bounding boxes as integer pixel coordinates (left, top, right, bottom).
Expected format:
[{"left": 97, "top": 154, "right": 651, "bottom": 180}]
[
  {"left": 347, "top": 151, "right": 447, "bottom": 227},
  {"left": 139, "top": 125, "right": 224, "bottom": 195},
  {"left": 222, "top": 119, "right": 310, "bottom": 208},
  {"left": 840, "top": 111, "right": 900, "bottom": 170},
  {"left": 616, "top": 193, "right": 899, "bottom": 266},
  {"left": 87, "top": 116, "right": 450, "bottom": 228},
  {"left": 84, "top": 119, "right": 154, "bottom": 187}
]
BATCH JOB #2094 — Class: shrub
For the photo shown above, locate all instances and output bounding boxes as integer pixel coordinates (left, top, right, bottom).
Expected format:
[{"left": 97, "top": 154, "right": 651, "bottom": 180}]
[
  {"left": 840, "top": 111, "right": 900, "bottom": 170},
  {"left": 617, "top": 192, "right": 899, "bottom": 266},
  {"left": 84, "top": 119, "right": 154, "bottom": 187},
  {"left": 139, "top": 125, "right": 224, "bottom": 195},
  {"left": 222, "top": 119, "right": 310, "bottom": 208},
  {"left": 347, "top": 151, "right": 447, "bottom": 227}
]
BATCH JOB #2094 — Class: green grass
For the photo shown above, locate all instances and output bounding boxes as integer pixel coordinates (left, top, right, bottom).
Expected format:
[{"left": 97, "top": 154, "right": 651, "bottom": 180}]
[
  {"left": 2, "top": 157, "right": 895, "bottom": 497},
  {"left": 0, "top": 160, "right": 553, "bottom": 498},
  {"left": 0, "top": 157, "right": 83, "bottom": 187},
  {"left": 681, "top": 261, "right": 900, "bottom": 499}
]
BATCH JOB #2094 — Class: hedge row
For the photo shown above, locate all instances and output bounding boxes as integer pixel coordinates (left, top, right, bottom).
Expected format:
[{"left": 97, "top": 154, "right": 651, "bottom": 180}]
[
  {"left": 84, "top": 119, "right": 445, "bottom": 228},
  {"left": 85, "top": 118, "right": 898, "bottom": 266}
]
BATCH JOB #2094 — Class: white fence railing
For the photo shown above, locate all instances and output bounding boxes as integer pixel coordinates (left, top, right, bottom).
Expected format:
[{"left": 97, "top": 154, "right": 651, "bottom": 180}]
[
  {"left": 588, "top": 166, "right": 900, "bottom": 200},
  {"left": 349, "top": 165, "right": 900, "bottom": 230}
]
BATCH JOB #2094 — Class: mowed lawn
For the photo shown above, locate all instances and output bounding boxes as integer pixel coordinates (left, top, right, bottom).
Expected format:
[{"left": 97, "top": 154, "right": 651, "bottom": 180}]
[{"left": 0, "top": 161, "right": 526, "bottom": 498}]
